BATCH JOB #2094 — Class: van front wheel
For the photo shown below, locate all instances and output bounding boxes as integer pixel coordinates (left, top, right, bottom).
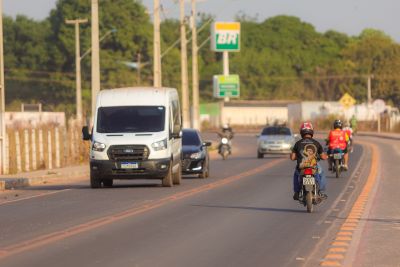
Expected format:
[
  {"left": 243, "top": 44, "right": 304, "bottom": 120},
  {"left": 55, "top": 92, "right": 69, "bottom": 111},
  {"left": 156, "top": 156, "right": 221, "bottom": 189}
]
[
  {"left": 173, "top": 164, "right": 182, "bottom": 185},
  {"left": 90, "top": 171, "right": 102, "bottom": 189},
  {"left": 162, "top": 162, "right": 173, "bottom": 187}
]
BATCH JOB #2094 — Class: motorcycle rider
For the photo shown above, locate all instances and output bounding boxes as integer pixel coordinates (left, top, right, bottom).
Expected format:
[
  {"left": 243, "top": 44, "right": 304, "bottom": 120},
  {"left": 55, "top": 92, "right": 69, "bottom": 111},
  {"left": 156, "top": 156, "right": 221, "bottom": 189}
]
[
  {"left": 343, "top": 122, "right": 354, "bottom": 153},
  {"left": 217, "top": 124, "right": 234, "bottom": 154},
  {"left": 290, "top": 122, "right": 328, "bottom": 200},
  {"left": 326, "top": 119, "right": 350, "bottom": 170}
]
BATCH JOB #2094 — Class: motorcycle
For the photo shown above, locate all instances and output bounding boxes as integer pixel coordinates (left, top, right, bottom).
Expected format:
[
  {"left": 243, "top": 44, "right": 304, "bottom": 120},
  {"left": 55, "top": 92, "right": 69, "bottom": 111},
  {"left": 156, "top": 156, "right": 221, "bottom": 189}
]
[
  {"left": 218, "top": 137, "right": 231, "bottom": 160},
  {"left": 329, "top": 148, "right": 344, "bottom": 178},
  {"left": 298, "top": 167, "right": 324, "bottom": 213}
]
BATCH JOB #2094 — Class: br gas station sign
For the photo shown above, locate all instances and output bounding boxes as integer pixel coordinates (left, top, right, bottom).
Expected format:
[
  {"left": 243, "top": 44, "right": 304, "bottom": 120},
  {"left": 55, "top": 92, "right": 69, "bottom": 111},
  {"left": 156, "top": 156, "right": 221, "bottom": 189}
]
[
  {"left": 211, "top": 22, "right": 241, "bottom": 99},
  {"left": 211, "top": 22, "right": 241, "bottom": 52},
  {"left": 213, "top": 75, "right": 240, "bottom": 98}
]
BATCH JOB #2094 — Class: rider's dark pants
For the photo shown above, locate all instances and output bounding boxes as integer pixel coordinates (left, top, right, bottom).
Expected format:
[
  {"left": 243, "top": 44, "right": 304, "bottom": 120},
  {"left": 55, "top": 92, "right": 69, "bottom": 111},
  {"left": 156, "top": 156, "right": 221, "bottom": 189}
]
[{"left": 293, "top": 163, "right": 326, "bottom": 193}]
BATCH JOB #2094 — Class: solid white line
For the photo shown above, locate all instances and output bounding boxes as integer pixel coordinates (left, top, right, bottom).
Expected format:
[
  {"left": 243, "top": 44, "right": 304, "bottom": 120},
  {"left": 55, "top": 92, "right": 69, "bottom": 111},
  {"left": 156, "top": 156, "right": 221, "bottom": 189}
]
[{"left": 0, "top": 189, "right": 71, "bottom": 206}]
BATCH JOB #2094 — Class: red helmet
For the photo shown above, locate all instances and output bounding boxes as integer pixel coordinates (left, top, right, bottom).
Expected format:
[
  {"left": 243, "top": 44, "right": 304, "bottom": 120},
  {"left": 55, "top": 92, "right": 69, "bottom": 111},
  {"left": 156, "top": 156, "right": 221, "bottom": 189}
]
[{"left": 299, "top": 122, "right": 314, "bottom": 137}]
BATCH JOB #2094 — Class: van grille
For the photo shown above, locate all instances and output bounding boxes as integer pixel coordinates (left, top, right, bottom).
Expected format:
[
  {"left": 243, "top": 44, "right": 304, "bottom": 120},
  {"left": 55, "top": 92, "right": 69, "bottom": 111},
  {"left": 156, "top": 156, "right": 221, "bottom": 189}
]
[{"left": 107, "top": 145, "right": 149, "bottom": 161}]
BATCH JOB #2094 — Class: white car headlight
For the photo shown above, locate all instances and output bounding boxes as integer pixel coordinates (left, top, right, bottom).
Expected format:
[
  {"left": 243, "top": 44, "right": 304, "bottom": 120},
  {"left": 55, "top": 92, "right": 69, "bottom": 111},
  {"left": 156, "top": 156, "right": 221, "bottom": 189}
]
[
  {"left": 190, "top": 151, "right": 203, "bottom": 159},
  {"left": 92, "top": 141, "right": 106, "bottom": 152},
  {"left": 221, "top": 138, "right": 229, "bottom": 144},
  {"left": 152, "top": 139, "right": 167, "bottom": 151}
]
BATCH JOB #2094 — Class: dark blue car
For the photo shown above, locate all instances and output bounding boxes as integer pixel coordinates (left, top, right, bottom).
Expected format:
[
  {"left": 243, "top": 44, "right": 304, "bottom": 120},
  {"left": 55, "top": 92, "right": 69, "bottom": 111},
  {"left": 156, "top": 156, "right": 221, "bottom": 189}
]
[{"left": 181, "top": 129, "right": 212, "bottom": 178}]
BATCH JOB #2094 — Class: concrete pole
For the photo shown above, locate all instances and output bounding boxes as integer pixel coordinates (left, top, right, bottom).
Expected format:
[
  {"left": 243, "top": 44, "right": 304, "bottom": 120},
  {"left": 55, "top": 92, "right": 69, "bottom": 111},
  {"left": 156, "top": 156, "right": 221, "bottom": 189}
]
[
  {"left": 367, "top": 75, "right": 372, "bottom": 105},
  {"left": 91, "top": 0, "right": 100, "bottom": 119},
  {"left": 180, "top": 0, "right": 190, "bottom": 128},
  {"left": 137, "top": 52, "right": 142, "bottom": 85},
  {"left": 153, "top": 0, "right": 162, "bottom": 87},
  {"left": 191, "top": 0, "right": 200, "bottom": 130},
  {"left": 0, "top": 0, "right": 6, "bottom": 174},
  {"left": 66, "top": 19, "right": 88, "bottom": 123}
]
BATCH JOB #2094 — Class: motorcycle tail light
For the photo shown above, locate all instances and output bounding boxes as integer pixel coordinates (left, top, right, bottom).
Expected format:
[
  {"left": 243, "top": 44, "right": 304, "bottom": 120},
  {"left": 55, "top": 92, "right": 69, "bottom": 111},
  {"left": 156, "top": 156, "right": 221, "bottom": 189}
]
[{"left": 304, "top": 168, "right": 313, "bottom": 175}]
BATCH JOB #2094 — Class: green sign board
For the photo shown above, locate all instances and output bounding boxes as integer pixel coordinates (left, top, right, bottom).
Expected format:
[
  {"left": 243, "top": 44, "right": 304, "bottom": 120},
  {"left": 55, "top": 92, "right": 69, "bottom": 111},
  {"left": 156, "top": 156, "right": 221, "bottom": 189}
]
[
  {"left": 213, "top": 75, "right": 240, "bottom": 98},
  {"left": 211, "top": 22, "right": 241, "bottom": 52}
]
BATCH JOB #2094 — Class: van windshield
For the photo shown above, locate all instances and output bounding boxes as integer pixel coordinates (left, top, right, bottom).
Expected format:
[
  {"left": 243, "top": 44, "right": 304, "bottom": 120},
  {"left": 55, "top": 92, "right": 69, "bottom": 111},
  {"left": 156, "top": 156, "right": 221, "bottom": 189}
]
[{"left": 97, "top": 106, "right": 165, "bottom": 133}]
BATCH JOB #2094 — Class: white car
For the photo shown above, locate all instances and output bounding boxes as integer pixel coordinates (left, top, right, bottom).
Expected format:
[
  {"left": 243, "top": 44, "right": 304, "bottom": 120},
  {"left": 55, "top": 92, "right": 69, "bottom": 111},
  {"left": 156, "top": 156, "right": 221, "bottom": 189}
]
[{"left": 257, "top": 126, "right": 296, "bottom": 158}]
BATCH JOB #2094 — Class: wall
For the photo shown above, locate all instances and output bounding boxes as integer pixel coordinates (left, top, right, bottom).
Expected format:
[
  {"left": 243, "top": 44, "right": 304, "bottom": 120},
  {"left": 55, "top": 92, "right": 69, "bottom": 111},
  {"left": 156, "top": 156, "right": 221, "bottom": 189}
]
[{"left": 5, "top": 112, "right": 66, "bottom": 128}]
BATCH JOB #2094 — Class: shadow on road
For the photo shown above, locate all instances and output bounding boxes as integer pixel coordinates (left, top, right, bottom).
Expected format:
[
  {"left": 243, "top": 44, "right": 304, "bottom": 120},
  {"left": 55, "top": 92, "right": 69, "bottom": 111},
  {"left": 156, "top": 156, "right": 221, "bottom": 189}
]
[
  {"left": 18, "top": 182, "right": 163, "bottom": 191},
  {"left": 191, "top": 204, "right": 306, "bottom": 214}
]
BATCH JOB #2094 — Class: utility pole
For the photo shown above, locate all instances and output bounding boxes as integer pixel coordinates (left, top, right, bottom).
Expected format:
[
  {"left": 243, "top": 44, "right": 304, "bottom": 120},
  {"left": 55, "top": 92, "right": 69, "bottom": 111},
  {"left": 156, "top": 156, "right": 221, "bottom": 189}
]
[
  {"left": 180, "top": 0, "right": 190, "bottom": 128},
  {"left": 0, "top": 0, "right": 5, "bottom": 174},
  {"left": 191, "top": 0, "right": 200, "bottom": 130},
  {"left": 153, "top": 0, "right": 162, "bottom": 87},
  {"left": 367, "top": 74, "right": 373, "bottom": 105},
  {"left": 91, "top": 0, "right": 100, "bottom": 119},
  {"left": 137, "top": 52, "right": 142, "bottom": 85},
  {"left": 65, "top": 19, "right": 88, "bottom": 123}
]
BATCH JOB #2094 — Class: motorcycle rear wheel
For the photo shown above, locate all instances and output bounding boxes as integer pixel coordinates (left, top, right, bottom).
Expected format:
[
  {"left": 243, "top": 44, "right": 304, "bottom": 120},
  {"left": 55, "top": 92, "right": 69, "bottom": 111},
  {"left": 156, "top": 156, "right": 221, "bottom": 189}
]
[
  {"left": 306, "top": 192, "right": 313, "bottom": 213},
  {"left": 335, "top": 159, "right": 340, "bottom": 178}
]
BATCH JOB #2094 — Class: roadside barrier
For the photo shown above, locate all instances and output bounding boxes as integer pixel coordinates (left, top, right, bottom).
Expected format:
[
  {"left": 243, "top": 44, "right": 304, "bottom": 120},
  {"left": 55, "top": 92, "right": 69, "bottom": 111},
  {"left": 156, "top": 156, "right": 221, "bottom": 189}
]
[{"left": 4, "top": 122, "right": 89, "bottom": 175}]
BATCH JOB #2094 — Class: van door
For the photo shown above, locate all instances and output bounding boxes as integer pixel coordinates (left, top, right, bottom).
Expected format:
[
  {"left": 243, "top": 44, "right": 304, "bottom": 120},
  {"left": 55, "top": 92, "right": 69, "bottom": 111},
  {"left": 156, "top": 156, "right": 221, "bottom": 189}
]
[{"left": 170, "top": 98, "right": 182, "bottom": 170}]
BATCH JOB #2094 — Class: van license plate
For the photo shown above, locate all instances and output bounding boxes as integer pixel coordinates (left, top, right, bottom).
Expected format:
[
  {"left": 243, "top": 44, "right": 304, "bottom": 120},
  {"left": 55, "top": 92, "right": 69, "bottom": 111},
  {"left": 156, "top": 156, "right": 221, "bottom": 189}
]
[{"left": 121, "top": 162, "right": 138, "bottom": 169}]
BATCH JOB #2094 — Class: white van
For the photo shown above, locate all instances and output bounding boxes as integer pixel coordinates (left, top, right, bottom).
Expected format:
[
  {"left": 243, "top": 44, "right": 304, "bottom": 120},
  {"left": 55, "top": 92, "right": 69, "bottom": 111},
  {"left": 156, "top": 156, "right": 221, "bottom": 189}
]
[{"left": 82, "top": 87, "right": 182, "bottom": 188}]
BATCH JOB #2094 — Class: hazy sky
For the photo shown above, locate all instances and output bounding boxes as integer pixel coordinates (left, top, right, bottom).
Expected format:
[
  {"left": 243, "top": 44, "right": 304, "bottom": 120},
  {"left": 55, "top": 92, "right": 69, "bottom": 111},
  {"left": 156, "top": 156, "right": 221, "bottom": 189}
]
[{"left": 4, "top": 0, "right": 400, "bottom": 42}]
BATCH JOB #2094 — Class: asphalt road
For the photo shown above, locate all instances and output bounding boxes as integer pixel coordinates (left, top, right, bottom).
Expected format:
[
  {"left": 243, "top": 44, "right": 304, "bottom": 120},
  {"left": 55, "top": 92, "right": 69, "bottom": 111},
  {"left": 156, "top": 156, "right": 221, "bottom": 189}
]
[{"left": 0, "top": 134, "right": 376, "bottom": 267}]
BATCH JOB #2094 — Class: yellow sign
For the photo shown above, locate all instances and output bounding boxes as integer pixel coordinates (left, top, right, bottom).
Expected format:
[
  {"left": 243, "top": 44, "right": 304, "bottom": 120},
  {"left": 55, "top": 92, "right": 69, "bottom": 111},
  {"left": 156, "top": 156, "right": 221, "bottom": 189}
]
[{"left": 339, "top": 93, "right": 356, "bottom": 109}]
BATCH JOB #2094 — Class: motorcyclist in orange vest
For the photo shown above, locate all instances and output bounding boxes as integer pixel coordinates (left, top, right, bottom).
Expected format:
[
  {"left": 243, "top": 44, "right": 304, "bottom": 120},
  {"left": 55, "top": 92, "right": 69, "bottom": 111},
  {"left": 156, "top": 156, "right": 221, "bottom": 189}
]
[{"left": 327, "top": 119, "right": 349, "bottom": 170}]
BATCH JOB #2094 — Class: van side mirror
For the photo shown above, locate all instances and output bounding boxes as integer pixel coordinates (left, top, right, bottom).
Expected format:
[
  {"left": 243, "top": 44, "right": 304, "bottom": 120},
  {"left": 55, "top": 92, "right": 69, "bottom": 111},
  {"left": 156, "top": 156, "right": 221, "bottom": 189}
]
[
  {"left": 171, "top": 130, "right": 182, "bottom": 139},
  {"left": 202, "top": 141, "right": 212, "bottom": 147},
  {"left": 82, "top": 126, "right": 91, "bottom": 141}
]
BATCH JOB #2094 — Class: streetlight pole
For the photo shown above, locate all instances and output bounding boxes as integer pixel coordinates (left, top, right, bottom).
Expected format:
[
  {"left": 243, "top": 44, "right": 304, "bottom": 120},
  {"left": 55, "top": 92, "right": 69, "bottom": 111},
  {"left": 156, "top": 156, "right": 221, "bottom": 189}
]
[
  {"left": 0, "top": 0, "right": 6, "bottom": 174},
  {"left": 91, "top": 0, "right": 100, "bottom": 120},
  {"left": 191, "top": 0, "right": 200, "bottom": 130},
  {"left": 65, "top": 19, "right": 88, "bottom": 123},
  {"left": 180, "top": 0, "right": 190, "bottom": 128},
  {"left": 153, "top": 0, "right": 162, "bottom": 87}
]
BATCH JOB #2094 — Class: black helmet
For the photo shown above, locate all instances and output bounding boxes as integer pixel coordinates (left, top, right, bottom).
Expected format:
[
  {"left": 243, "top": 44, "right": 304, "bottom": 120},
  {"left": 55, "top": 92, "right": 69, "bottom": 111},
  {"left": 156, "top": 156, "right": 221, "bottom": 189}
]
[
  {"left": 333, "top": 119, "right": 343, "bottom": 129},
  {"left": 299, "top": 122, "right": 314, "bottom": 138}
]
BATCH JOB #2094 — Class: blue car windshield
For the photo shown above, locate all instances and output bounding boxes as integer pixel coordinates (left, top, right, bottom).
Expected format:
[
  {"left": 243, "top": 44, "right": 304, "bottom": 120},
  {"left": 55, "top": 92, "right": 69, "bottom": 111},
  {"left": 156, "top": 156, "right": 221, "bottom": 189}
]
[{"left": 182, "top": 131, "right": 201, "bottom": 146}]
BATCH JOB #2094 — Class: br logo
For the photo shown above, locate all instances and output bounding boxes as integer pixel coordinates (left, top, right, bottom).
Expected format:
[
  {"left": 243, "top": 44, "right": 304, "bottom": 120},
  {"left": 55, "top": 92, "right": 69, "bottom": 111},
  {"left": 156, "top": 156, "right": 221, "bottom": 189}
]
[{"left": 217, "top": 33, "right": 238, "bottom": 45}]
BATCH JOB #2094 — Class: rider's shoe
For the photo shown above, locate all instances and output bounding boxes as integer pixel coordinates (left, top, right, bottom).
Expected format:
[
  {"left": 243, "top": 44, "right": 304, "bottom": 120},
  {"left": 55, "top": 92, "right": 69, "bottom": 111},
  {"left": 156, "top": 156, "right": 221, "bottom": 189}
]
[
  {"left": 319, "top": 191, "right": 328, "bottom": 199},
  {"left": 293, "top": 192, "right": 299, "bottom": 200},
  {"left": 343, "top": 165, "right": 348, "bottom": 171}
]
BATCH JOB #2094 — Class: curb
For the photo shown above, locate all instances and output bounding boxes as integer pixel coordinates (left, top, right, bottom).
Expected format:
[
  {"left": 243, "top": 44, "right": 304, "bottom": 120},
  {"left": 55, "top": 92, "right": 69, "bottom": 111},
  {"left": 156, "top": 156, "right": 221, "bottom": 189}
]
[
  {"left": 0, "top": 167, "right": 89, "bottom": 190},
  {"left": 356, "top": 132, "right": 400, "bottom": 141}
]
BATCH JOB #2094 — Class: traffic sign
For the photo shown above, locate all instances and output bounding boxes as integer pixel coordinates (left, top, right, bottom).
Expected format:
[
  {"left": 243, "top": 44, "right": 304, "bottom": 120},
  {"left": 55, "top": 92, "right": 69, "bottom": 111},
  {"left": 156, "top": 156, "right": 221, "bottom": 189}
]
[
  {"left": 213, "top": 75, "right": 240, "bottom": 98},
  {"left": 211, "top": 22, "right": 240, "bottom": 52},
  {"left": 339, "top": 93, "right": 356, "bottom": 109},
  {"left": 372, "top": 99, "right": 386, "bottom": 113}
]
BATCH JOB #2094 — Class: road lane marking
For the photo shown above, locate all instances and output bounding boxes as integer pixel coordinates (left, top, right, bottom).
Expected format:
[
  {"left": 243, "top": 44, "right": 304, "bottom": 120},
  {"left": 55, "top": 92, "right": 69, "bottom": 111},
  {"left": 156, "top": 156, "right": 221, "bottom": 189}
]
[
  {"left": 0, "top": 158, "right": 285, "bottom": 260},
  {"left": 0, "top": 189, "right": 71, "bottom": 206},
  {"left": 320, "top": 142, "right": 379, "bottom": 266}
]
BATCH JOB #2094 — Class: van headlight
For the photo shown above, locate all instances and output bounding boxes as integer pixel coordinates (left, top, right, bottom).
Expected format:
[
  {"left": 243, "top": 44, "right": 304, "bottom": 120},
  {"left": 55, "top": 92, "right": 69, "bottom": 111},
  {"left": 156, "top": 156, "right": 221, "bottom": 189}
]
[
  {"left": 152, "top": 139, "right": 167, "bottom": 151},
  {"left": 92, "top": 141, "right": 106, "bottom": 152}
]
